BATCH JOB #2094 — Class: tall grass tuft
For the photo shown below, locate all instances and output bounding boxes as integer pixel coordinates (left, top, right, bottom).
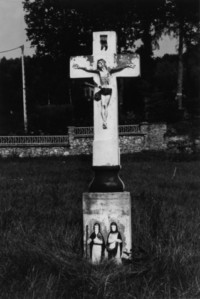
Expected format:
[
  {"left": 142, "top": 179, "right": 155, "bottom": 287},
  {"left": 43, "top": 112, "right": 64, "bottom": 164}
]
[{"left": 0, "top": 153, "right": 199, "bottom": 298}]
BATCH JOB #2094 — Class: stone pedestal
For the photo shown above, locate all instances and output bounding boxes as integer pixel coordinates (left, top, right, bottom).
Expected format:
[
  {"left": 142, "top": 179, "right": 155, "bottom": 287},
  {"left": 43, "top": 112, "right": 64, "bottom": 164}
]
[{"left": 83, "top": 192, "right": 132, "bottom": 264}]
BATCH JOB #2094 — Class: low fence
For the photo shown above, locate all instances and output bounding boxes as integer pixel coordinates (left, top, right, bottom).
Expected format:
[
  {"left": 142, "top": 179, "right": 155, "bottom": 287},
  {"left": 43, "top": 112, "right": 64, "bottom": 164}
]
[
  {"left": 0, "top": 124, "right": 167, "bottom": 157},
  {"left": 1, "top": 123, "right": 198, "bottom": 158},
  {"left": 119, "top": 125, "right": 141, "bottom": 135},
  {"left": 72, "top": 125, "right": 141, "bottom": 137},
  {"left": 0, "top": 135, "right": 70, "bottom": 158},
  {"left": 68, "top": 123, "right": 167, "bottom": 155},
  {"left": 0, "top": 135, "right": 69, "bottom": 147}
]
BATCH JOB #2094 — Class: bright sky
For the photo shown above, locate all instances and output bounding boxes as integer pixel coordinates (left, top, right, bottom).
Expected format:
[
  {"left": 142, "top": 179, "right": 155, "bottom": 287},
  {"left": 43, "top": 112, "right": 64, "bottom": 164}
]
[
  {"left": 0, "top": 0, "right": 35, "bottom": 59},
  {"left": 155, "top": 34, "right": 178, "bottom": 57},
  {"left": 0, "top": 0, "right": 177, "bottom": 60}
]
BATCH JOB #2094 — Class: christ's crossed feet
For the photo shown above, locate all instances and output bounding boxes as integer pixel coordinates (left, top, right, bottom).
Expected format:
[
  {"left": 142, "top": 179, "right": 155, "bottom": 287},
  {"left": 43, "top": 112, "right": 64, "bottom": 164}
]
[{"left": 103, "top": 122, "right": 107, "bottom": 129}]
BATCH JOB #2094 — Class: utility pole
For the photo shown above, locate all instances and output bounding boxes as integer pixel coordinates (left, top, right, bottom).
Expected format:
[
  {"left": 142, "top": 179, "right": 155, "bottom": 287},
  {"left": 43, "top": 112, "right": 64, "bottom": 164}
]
[
  {"left": 176, "top": 26, "right": 184, "bottom": 111},
  {"left": 21, "top": 45, "right": 28, "bottom": 134}
]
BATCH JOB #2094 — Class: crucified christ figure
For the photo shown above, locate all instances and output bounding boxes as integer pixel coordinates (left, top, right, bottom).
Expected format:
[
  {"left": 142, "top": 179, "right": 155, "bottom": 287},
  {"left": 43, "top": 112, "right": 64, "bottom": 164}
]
[{"left": 74, "top": 59, "right": 135, "bottom": 129}]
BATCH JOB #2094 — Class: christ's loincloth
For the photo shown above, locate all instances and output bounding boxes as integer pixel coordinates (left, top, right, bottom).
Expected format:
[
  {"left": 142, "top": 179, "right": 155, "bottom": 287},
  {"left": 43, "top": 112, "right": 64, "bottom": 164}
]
[{"left": 94, "top": 88, "right": 112, "bottom": 102}]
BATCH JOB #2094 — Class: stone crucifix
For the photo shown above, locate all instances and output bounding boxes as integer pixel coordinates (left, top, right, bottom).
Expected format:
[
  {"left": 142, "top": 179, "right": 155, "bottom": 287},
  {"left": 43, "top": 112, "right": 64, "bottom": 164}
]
[{"left": 70, "top": 31, "right": 140, "bottom": 192}]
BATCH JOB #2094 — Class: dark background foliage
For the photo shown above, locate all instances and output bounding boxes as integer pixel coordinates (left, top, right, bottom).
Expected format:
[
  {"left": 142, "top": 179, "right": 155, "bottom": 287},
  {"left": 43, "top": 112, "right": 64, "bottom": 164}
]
[{"left": 0, "top": 0, "right": 199, "bottom": 134}]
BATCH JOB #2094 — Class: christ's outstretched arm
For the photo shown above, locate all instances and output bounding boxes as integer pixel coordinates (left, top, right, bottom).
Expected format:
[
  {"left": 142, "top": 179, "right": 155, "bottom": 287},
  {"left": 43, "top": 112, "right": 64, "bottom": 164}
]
[
  {"left": 110, "top": 63, "right": 135, "bottom": 74},
  {"left": 73, "top": 64, "right": 99, "bottom": 74}
]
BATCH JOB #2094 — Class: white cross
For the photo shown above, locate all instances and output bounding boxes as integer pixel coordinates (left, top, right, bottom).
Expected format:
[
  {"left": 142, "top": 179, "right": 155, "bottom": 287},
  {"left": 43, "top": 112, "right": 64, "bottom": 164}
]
[{"left": 70, "top": 31, "right": 140, "bottom": 167}]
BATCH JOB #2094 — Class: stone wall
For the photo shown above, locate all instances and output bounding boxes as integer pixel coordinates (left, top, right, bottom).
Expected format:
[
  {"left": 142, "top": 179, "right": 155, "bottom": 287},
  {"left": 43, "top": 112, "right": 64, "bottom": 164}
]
[
  {"left": 165, "top": 135, "right": 200, "bottom": 154},
  {"left": 0, "top": 146, "right": 70, "bottom": 158},
  {"left": 68, "top": 123, "right": 167, "bottom": 155},
  {"left": 0, "top": 123, "right": 199, "bottom": 158},
  {"left": 140, "top": 123, "right": 167, "bottom": 151},
  {"left": 119, "top": 135, "right": 145, "bottom": 153}
]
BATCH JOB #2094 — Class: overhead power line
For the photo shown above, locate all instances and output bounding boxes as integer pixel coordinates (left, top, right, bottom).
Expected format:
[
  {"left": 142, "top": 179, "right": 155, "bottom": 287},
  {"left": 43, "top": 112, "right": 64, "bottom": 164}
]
[{"left": 0, "top": 45, "right": 23, "bottom": 54}]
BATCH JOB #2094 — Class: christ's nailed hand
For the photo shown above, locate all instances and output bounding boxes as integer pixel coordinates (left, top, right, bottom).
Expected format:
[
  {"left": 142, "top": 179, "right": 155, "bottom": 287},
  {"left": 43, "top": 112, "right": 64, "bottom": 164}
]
[{"left": 128, "top": 63, "right": 135, "bottom": 69}]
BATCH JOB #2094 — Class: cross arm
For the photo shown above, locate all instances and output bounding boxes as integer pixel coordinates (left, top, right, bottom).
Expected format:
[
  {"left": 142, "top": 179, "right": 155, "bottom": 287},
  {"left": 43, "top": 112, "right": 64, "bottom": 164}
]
[
  {"left": 70, "top": 55, "right": 96, "bottom": 78},
  {"left": 113, "top": 54, "right": 140, "bottom": 78}
]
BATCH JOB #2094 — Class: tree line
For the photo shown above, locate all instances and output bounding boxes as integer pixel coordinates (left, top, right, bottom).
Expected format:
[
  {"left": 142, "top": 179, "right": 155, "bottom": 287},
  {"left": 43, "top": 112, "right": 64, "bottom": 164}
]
[{"left": 0, "top": 0, "right": 199, "bottom": 134}]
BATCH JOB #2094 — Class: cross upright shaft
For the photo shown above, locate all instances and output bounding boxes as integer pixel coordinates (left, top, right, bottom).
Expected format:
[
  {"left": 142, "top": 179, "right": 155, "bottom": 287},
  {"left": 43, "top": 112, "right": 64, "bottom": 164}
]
[{"left": 70, "top": 31, "right": 140, "bottom": 166}]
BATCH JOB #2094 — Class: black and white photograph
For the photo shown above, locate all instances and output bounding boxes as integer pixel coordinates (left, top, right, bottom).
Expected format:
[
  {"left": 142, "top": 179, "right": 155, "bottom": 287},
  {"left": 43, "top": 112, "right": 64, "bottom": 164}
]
[{"left": 0, "top": 0, "right": 199, "bottom": 298}]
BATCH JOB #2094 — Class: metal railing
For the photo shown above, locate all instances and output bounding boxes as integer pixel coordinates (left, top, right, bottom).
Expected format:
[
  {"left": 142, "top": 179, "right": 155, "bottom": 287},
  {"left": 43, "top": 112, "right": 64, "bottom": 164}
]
[
  {"left": 73, "top": 125, "right": 141, "bottom": 137},
  {"left": 74, "top": 127, "right": 94, "bottom": 137},
  {"left": 119, "top": 125, "right": 141, "bottom": 135},
  {"left": 0, "top": 135, "right": 69, "bottom": 147},
  {"left": 0, "top": 125, "right": 142, "bottom": 146}
]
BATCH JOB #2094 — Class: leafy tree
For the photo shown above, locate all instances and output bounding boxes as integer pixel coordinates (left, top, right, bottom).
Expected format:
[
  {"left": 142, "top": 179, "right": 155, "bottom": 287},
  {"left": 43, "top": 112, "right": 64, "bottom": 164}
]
[
  {"left": 184, "top": 44, "right": 200, "bottom": 117},
  {"left": 0, "top": 58, "right": 24, "bottom": 134},
  {"left": 23, "top": 0, "right": 89, "bottom": 59},
  {"left": 133, "top": 0, "right": 166, "bottom": 59},
  {"left": 23, "top": 0, "right": 167, "bottom": 59},
  {"left": 164, "top": 0, "right": 200, "bottom": 110},
  {"left": 154, "top": 55, "right": 177, "bottom": 92},
  {"left": 22, "top": 0, "right": 199, "bottom": 126},
  {"left": 0, "top": 56, "right": 74, "bottom": 134},
  {"left": 22, "top": 0, "right": 166, "bottom": 125}
]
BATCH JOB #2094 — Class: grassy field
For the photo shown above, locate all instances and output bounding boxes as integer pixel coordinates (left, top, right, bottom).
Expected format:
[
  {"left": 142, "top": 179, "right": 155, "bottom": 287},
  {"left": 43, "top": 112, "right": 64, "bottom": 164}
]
[{"left": 0, "top": 153, "right": 200, "bottom": 299}]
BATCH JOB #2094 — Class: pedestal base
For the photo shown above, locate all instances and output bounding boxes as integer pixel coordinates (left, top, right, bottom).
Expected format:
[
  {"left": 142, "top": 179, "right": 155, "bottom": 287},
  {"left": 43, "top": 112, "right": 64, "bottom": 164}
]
[
  {"left": 89, "top": 166, "right": 125, "bottom": 192},
  {"left": 83, "top": 192, "right": 132, "bottom": 264}
]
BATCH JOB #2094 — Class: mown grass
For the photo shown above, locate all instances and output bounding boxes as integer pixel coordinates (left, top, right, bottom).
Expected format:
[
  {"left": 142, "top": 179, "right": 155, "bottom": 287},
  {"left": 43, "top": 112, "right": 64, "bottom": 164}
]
[{"left": 0, "top": 153, "right": 200, "bottom": 299}]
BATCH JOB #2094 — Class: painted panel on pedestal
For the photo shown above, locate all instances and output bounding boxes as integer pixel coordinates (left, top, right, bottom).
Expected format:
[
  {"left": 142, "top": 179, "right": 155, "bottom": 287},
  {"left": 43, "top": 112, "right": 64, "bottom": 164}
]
[{"left": 85, "top": 218, "right": 129, "bottom": 264}]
